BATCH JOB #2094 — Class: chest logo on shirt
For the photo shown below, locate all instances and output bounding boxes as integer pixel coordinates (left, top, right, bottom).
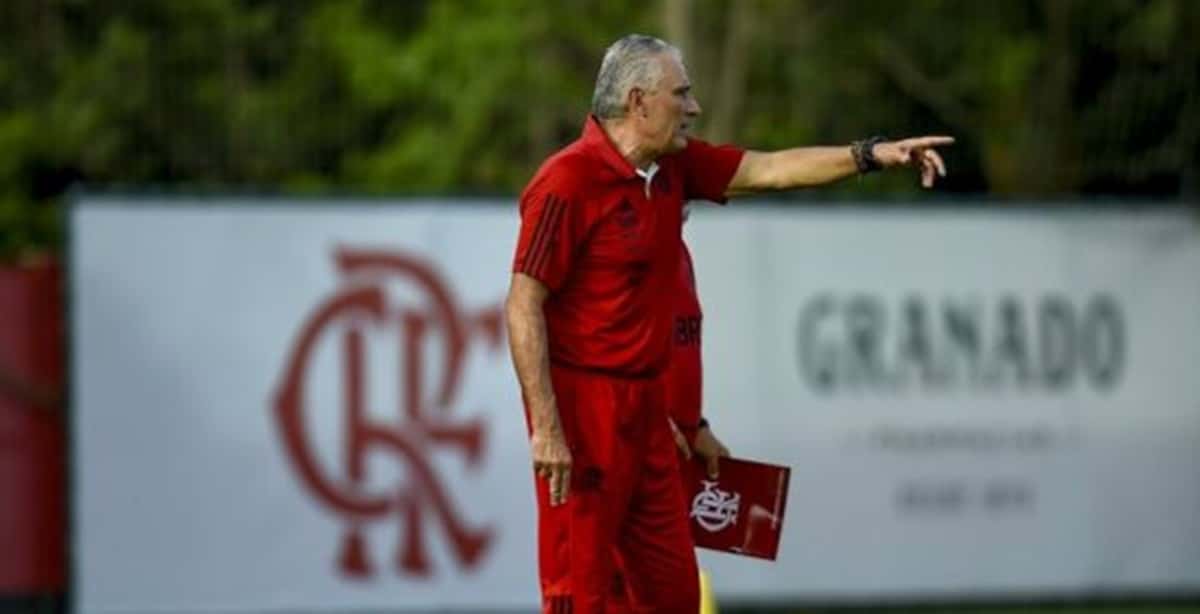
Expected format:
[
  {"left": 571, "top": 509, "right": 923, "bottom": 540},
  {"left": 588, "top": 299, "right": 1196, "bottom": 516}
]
[
  {"left": 273, "top": 248, "right": 503, "bottom": 579},
  {"left": 616, "top": 197, "right": 640, "bottom": 242}
]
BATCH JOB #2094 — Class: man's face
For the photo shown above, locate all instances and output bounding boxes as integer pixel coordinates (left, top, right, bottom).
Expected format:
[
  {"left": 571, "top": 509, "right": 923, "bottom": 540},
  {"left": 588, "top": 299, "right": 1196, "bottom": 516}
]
[{"left": 633, "top": 53, "right": 701, "bottom": 155}]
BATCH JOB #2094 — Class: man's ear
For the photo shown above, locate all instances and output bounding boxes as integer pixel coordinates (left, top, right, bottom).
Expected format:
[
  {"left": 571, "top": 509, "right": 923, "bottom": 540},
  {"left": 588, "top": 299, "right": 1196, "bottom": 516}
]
[{"left": 628, "top": 87, "right": 646, "bottom": 118}]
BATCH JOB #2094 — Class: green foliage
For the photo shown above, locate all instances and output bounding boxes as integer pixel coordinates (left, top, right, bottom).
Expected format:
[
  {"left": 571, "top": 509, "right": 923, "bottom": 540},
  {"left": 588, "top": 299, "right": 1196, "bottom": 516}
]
[{"left": 0, "top": 0, "right": 1196, "bottom": 259}]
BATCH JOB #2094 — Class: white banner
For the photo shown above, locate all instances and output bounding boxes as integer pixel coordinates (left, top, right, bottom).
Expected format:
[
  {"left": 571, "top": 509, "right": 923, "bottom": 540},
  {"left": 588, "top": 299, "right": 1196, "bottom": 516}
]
[
  {"left": 70, "top": 199, "right": 1200, "bottom": 612},
  {"left": 688, "top": 208, "right": 1200, "bottom": 601}
]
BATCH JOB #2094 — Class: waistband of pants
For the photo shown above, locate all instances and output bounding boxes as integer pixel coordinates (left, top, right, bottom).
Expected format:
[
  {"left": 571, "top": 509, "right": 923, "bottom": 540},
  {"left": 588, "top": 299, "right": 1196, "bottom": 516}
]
[{"left": 550, "top": 358, "right": 663, "bottom": 381}]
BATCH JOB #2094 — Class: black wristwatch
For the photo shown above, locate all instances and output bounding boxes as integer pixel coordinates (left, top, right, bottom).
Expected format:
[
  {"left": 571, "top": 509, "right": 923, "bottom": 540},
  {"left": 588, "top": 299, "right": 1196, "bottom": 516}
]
[{"left": 851, "top": 136, "right": 887, "bottom": 174}]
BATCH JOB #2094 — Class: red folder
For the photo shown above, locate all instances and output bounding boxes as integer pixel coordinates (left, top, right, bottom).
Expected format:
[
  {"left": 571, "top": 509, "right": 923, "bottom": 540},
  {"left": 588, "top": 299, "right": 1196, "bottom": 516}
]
[{"left": 682, "top": 456, "right": 791, "bottom": 560}]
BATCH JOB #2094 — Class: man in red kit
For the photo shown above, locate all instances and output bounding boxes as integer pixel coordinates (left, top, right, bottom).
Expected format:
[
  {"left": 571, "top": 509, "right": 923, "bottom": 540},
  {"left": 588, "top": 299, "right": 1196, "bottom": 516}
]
[{"left": 506, "top": 34, "right": 952, "bottom": 613}]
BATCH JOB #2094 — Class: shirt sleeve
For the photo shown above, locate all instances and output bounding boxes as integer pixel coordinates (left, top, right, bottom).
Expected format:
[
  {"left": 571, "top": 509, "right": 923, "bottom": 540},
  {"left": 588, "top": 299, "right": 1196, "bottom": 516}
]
[
  {"left": 512, "top": 187, "right": 589, "bottom": 293},
  {"left": 679, "top": 138, "right": 746, "bottom": 204}
]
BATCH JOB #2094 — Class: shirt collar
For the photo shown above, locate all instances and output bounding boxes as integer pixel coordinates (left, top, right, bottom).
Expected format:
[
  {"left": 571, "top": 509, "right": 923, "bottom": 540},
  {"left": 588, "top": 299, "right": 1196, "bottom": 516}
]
[
  {"left": 635, "top": 163, "right": 660, "bottom": 198},
  {"left": 580, "top": 115, "right": 639, "bottom": 180}
]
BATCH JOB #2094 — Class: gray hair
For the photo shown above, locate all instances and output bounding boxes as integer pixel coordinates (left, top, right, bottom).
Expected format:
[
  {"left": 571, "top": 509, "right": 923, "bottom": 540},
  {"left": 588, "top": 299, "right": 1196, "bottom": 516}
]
[{"left": 591, "top": 34, "right": 681, "bottom": 119}]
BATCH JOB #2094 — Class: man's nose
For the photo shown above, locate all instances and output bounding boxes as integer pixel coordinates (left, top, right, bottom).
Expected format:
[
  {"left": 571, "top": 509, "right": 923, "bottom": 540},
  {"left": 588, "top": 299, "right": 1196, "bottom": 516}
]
[{"left": 687, "top": 97, "right": 701, "bottom": 117}]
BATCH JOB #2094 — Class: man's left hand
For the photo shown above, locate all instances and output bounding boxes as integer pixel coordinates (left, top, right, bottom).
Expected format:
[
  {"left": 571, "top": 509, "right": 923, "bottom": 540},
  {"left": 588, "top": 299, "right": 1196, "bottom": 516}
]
[
  {"left": 692, "top": 425, "right": 730, "bottom": 479},
  {"left": 873, "top": 136, "right": 954, "bottom": 188}
]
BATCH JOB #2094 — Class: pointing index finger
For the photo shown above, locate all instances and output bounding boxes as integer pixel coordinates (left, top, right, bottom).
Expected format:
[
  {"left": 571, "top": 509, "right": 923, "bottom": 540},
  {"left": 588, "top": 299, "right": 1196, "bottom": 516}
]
[{"left": 907, "top": 135, "right": 955, "bottom": 148}]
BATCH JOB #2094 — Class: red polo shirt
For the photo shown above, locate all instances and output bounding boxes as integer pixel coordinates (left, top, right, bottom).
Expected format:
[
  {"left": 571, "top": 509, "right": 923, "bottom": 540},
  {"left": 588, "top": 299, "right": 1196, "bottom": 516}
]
[{"left": 512, "top": 116, "right": 743, "bottom": 377}]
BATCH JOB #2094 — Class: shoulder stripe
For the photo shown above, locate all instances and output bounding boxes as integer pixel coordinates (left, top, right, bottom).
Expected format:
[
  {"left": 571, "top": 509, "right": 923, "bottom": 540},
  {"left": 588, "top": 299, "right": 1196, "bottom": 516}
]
[{"left": 524, "top": 193, "right": 568, "bottom": 278}]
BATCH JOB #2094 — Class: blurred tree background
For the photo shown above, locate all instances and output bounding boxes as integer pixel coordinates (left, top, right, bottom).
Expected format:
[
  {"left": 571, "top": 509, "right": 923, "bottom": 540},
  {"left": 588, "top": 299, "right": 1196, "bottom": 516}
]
[{"left": 1, "top": 0, "right": 1198, "bottom": 261}]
